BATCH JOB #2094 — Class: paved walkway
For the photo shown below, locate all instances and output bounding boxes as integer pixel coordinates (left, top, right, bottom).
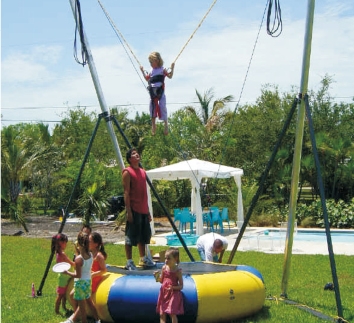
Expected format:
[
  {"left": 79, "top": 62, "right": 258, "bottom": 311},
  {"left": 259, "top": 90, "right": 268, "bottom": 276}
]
[{"left": 148, "top": 225, "right": 354, "bottom": 256}]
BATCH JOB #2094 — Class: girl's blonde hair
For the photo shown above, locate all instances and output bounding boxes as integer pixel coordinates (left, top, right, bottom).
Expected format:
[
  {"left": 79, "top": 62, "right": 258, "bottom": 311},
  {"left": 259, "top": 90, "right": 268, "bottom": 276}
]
[{"left": 148, "top": 52, "right": 163, "bottom": 68}]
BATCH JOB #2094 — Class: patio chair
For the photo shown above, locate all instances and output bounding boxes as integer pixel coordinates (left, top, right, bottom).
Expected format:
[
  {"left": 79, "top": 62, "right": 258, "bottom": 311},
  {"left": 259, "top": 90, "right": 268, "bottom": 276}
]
[
  {"left": 203, "top": 210, "right": 212, "bottom": 230},
  {"left": 221, "top": 207, "right": 231, "bottom": 231},
  {"left": 179, "top": 209, "right": 194, "bottom": 233},
  {"left": 173, "top": 208, "right": 181, "bottom": 230},
  {"left": 210, "top": 208, "right": 223, "bottom": 233}
]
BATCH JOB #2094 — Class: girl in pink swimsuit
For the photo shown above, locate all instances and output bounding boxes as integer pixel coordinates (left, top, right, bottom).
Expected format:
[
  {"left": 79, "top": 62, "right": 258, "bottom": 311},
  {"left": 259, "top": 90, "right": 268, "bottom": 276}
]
[
  {"left": 89, "top": 232, "right": 107, "bottom": 294},
  {"left": 52, "top": 233, "right": 75, "bottom": 315}
]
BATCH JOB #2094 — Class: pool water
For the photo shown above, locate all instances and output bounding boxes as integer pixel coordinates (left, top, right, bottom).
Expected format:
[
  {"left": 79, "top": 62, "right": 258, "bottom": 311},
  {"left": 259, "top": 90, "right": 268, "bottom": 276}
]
[{"left": 265, "top": 230, "right": 354, "bottom": 243}]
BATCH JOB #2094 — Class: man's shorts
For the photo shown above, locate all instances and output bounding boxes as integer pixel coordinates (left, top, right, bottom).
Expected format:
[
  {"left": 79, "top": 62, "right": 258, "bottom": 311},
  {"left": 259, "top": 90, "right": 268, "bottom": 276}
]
[{"left": 125, "top": 210, "right": 151, "bottom": 246}]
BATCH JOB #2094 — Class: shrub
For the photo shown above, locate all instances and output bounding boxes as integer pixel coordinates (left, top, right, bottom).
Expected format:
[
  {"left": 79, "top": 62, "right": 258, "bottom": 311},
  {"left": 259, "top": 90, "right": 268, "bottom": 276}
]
[
  {"left": 250, "top": 213, "right": 279, "bottom": 227},
  {"left": 264, "top": 198, "right": 354, "bottom": 228},
  {"left": 300, "top": 217, "right": 316, "bottom": 228}
]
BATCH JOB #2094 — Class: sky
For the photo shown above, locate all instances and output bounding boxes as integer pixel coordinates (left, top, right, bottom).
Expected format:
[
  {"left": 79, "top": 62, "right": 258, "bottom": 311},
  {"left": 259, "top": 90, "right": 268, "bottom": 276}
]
[{"left": 1, "top": 0, "right": 354, "bottom": 130}]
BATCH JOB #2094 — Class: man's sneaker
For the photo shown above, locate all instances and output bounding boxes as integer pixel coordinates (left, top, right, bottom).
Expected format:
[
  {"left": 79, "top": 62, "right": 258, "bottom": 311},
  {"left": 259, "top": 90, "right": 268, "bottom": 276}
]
[
  {"left": 125, "top": 260, "right": 137, "bottom": 271},
  {"left": 139, "top": 256, "right": 156, "bottom": 268},
  {"left": 95, "top": 320, "right": 101, "bottom": 323}
]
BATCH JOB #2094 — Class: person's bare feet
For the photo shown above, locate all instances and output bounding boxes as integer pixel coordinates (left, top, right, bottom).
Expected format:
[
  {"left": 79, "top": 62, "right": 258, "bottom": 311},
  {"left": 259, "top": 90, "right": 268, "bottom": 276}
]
[{"left": 151, "top": 122, "right": 156, "bottom": 135}]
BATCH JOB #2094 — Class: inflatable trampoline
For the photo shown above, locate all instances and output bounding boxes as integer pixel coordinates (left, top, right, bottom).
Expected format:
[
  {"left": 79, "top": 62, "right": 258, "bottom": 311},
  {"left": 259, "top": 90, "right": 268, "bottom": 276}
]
[{"left": 68, "top": 261, "right": 265, "bottom": 323}]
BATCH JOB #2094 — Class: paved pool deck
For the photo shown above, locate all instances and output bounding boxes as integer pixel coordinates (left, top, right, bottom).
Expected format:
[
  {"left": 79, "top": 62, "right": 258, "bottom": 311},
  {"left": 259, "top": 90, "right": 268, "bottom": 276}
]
[{"left": 147, "top": 225, "right": 354, "bottom": 256}]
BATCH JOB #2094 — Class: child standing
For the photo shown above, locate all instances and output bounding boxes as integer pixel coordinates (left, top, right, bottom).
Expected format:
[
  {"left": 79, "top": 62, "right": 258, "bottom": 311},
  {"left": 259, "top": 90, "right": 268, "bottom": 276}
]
[
  {"left": 69, "top": 224, "right": 92, "bottom": 314},
  {"left": 89, "top": 232, "right": 107, "bottom": 294},
  {"left": 155, "top": 247, "right": 184, "bottom": 323},
  {"left": 61, "top": 232, "right": 100, "bottom": 323},
  {"left": 52, "top": 233, "right": 75, "bottom": 315},
  {"left": 140, "top": 52, "right": 175, "bottom": 135}
]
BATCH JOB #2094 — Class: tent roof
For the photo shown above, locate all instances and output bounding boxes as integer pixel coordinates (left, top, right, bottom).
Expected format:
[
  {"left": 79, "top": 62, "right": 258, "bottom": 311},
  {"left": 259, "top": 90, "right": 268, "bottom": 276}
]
[{"left": 146, "top": 158, "right": 243, "bottom": 181}]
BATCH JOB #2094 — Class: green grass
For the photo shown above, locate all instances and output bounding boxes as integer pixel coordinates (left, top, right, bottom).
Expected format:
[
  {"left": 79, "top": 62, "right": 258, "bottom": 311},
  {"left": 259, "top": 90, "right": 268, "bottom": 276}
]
[{"left": 1, "top": 236, "right": 353, "bottom": 323}]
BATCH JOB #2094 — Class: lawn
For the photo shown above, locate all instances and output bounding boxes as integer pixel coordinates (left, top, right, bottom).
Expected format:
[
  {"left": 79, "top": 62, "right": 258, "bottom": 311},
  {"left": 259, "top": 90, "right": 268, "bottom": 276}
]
[{"left": 1, "top": 236, "right": 353, "bottom": 323}]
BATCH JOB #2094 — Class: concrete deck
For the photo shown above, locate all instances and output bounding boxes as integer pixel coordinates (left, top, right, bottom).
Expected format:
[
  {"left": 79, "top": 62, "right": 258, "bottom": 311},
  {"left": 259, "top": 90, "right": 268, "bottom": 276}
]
[{"left": 147, "top": 225, "right": 354, "bottom": 256}]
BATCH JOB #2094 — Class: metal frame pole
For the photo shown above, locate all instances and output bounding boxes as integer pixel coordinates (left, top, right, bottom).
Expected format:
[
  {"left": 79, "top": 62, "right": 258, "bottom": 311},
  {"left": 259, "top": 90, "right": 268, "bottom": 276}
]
[
  {"left": 68, "top": 0, "right": 125, "bottom": 170},
  {"left": 281, "top": 0, "right": 315, "bottom": 297}
]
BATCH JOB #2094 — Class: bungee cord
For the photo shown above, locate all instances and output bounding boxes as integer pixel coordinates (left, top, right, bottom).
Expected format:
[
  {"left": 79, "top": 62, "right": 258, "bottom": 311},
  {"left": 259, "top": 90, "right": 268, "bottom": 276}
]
[
  {"left": 96, "top": 0, "right": 147, "bottom": 89},
  {"left": 214, "top": 0, "right": 271, "bottom": 176},
  {"left": 96, "top": 0, "right": 281, "bottom": 208},
  {"left": 172, "top": 0, "right": 219, "bottom": 65},
  {"left": 267, "top": 0, "right": 283, "bottom": 37},
  {"left": 97, "top": 0, "right": 219, "bottom": 87},
  {"left": 73, "top": 0, "right": 88, "bottom": 67}
]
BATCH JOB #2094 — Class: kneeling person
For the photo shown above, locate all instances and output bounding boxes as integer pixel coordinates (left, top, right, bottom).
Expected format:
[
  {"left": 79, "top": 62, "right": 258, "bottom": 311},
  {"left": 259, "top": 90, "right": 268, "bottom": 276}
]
[{"left": 196, "top": 232, "right": 228, "bottom": 263}]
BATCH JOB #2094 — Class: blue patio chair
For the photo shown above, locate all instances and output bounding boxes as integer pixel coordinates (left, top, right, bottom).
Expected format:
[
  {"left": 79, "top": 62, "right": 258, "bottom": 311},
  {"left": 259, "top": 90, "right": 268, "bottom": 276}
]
[
  {"left": 203, "top": 210, "right": 212, "bottom": 230},
  {"left": 221, "top": 207, "right": 231, "bottom": 231},
  {"left": 210, "top": 208, "right": 223, "bottom": 233},
  {"left": 173, "top": 208, "right": 181, "bottom": 230},
  {"left": 179, "top": 209, "right": 194, "bottom": 233},
  {"left": 190, "top": 212, "right": 196, "bottom": 229}
]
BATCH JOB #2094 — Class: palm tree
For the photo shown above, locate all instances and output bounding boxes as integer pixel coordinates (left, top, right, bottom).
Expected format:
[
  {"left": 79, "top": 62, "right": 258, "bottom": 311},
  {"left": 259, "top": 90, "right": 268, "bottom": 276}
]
[
  {"left": 76, "top": 182, "right": 110, "bottom": 224},
  {"left": 1, "top": 126, "right": 38, "bottom": 232},
  {"left": 185, "top": 88, "right": 234, "bottom": 131}
]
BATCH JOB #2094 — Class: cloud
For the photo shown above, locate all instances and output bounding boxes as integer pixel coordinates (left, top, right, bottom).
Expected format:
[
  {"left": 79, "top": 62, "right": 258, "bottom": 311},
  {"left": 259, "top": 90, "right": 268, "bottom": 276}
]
[
  {"left": 1, "top": 3, "right": 353, "bottom": 128},
  {"left": 2, "top": 45, "right": 63, "bottom": 84}
]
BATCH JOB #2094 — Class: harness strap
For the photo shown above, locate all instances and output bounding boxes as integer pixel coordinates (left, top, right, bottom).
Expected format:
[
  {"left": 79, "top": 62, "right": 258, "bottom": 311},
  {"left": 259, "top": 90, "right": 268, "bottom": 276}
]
[{"left": 148, "top": 74, "right": 165, "bottom": 85}]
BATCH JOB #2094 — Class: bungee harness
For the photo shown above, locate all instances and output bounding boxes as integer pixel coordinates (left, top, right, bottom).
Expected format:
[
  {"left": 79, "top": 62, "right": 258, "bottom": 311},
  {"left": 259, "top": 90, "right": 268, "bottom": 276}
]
[{"left": 147, "top": 73, "right": 166, "bottom": 119}]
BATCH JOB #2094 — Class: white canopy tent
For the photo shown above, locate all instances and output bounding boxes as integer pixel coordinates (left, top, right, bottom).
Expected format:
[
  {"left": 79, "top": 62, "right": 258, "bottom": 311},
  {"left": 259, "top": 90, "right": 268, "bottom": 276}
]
[{"left": 146, "top": 158, "right": 244, "bottom": 235}]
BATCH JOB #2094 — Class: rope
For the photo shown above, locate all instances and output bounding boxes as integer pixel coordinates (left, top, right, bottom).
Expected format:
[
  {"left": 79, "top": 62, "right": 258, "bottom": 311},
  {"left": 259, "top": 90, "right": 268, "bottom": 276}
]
[
  {"left": 216, "top": 0, "right": 270, "bottom": 176},
  {"left": 98, "top": 0, "right": 218, "bottom": 78},
  {"left": 73, "top": 0, "right": 88, "bottom": 66},
  {"left": 97, "top": 0, "right": 142, "bottom": 67},
  {"left": 266, "top": 0, "right": 283, "bottom": 37},
  {"left": 96, "top": 0, "right": 147, "bottom": 90},
  {"left": 267, "top": 297, "right": 350, "bottom": 323},
  {"left": 173, "top": 0, "right": 219, "bottom": 64}
]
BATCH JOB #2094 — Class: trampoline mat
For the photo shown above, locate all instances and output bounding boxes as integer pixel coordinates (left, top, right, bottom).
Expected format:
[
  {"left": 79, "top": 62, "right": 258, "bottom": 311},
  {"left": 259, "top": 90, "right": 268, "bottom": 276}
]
[{"left": 107, "top": 261, "right": 238, "bottom": 276}]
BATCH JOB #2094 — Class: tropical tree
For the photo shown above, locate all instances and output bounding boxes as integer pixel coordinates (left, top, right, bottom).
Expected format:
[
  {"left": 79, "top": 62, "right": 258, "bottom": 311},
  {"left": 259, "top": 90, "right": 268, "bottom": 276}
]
[
  {"left": 1, "top": 126, "right": 39, "bottom": 231},
  {"left": 185, "top": 88, "right": 234, "bottom": 131},
  {"left": 21, "top": 123, "right": 62, "bottom": 214},
  {"left": 76, "top": 182, "right": 110, "bottom": 223}
]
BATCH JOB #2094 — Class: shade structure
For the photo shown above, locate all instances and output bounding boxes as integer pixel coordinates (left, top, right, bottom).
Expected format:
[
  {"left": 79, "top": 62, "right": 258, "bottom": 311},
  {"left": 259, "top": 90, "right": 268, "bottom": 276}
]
[{"left": 146, "top": 159, "right": 244, "bottom": 235}]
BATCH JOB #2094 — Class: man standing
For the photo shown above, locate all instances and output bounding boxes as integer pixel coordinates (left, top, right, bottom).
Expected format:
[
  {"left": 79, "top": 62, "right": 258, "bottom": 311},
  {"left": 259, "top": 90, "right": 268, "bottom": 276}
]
[
  {"left": 196, "top": 232, "right": 228, "bottom": 263},
  {"left": 122, "top": 148, "right": 155, "bottom": 270}
]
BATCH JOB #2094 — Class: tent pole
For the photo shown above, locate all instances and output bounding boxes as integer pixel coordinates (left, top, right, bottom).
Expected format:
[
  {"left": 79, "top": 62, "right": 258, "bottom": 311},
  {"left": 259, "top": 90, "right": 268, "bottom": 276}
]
[{"left": 280, "top": 0, "right": 315, "bottom": 298}]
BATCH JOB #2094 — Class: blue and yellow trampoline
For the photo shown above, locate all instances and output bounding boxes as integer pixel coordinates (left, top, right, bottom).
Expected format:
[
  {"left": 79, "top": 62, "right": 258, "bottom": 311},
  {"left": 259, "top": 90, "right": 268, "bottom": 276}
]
[{"left": 70, "top": 261, "right": 265, "bottom": 323}]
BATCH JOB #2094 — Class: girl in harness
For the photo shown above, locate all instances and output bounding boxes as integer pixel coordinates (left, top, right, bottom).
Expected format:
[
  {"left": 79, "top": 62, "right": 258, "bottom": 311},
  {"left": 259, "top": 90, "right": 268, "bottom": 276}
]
[{"left": 140, "top": 52, "right": 175, "bottom": 135}]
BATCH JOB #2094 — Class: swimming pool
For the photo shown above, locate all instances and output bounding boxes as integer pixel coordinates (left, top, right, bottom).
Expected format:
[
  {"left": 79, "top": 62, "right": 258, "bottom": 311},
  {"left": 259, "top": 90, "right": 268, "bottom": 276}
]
[{"left": 262, "top": 229, "right": 354, "bottom": 243}]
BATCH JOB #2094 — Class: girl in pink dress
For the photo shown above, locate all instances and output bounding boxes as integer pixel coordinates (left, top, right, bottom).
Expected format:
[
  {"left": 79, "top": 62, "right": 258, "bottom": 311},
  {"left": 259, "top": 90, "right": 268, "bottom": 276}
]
[{"left": 155, "top": 247, "right": 184, "bottom": 323}]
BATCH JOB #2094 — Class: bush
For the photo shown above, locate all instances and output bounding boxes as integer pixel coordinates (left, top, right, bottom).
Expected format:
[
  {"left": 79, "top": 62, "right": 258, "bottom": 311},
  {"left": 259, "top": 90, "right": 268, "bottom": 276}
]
[
  {"left": 290, "top": 198, "right": 354, "bottom": 228},
  {"left": 300, "top": 217, "right": 316, "bottom": 228},
  {"left": 258, "top": 198, "right": 354, "bottom": 228},
  {"left": 313, "top": 198, "right": 354, "bottom": 228},
  {"left": 249, "top": 213, "right": 280, "bottom": 227}
]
